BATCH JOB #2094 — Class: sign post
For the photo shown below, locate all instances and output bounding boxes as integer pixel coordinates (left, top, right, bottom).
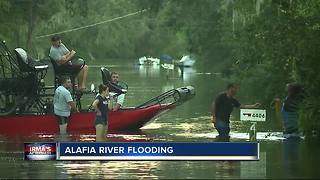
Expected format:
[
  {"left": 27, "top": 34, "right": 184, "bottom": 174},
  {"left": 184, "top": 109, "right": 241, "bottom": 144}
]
[
  {"left": 249, "top": 122, "right": 257, "bottom": 141},
  {"left": 240, "top": 109, "right": 266, "bottom": 141}
]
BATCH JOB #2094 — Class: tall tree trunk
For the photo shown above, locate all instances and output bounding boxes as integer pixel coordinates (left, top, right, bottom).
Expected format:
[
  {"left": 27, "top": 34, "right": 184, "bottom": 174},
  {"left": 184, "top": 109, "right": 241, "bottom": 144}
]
[{"left": 26, "top": 0, "right": 38, "bottom": 51}]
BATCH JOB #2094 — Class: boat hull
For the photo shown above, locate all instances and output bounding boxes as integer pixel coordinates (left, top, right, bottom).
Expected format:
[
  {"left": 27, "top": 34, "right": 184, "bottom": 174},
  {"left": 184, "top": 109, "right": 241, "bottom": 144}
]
[{"left": 0, "top": 104, "right": 173, "bottom": 136}]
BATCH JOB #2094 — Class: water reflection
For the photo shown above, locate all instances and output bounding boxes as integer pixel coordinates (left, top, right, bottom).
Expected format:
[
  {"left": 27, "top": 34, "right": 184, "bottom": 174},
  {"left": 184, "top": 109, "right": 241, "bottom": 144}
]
[
  {"left": 178, "top": 67, "right": 196, "bottom": 82},
  {"left": 57, "top": 161, "right": 159, "bottom": 179},
  {"left": 162, "top": 83, "right": 174, "bottom": 93},
  {"left": 240, "top": 152, "right": 266, "bottom": 178},
  {"left": 282, "top": 137, "right": 301, "bottom": 178},
  {"left": 215, "top": 161, "right": 241, "bottom": 178},
  {"left": 138, "top": 64, "right": 160, "bottom": 78}
]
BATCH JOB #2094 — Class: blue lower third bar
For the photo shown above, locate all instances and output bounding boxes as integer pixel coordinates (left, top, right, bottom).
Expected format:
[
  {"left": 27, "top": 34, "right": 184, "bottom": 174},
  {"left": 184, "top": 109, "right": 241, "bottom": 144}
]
[{"left": 57, "top": 142, "right": 259, "bottom": 161}]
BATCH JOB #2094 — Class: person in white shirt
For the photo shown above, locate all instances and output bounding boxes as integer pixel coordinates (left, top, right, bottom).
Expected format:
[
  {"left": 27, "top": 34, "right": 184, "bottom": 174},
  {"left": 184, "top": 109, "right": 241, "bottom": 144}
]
[{"left": 53, "top": 76, "right": 78, "bottom": 136}]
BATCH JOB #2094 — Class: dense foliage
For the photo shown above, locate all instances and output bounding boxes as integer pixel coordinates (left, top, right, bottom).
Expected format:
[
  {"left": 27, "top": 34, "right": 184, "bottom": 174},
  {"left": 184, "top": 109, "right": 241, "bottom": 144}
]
[{"left": 220, "top": 0, "right": 320, "bottom": 137}]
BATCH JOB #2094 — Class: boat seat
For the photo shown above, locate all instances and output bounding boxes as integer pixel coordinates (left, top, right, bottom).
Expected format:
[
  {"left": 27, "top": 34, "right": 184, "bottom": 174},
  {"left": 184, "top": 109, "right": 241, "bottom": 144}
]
[
  {"left": 101, "top": 67, "right": 111, "bottom": 85},
  {"left": 14, "top": 48, "right": 48, "bottom": 72},
  {"left": 100, "top": 67, "right": 128, "bottom": 94},
  {"left": 50, "top": 57, "right": 78, "bottom": 90}
]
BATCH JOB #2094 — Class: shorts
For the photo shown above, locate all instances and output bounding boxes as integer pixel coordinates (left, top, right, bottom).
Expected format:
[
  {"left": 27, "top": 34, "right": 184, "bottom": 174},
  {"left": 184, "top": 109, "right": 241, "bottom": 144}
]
[
  {"left": 56, "top": 115, "right": 69, "bottom": 125},
  {"left": 214, "top": 120, "right": 230, "bottom": 138},
  {"left": 60, "top": 64, "right": 83, "bottom": 74},
  {"left": 95, "top": 116, "right": 107, "bottom": 126}
]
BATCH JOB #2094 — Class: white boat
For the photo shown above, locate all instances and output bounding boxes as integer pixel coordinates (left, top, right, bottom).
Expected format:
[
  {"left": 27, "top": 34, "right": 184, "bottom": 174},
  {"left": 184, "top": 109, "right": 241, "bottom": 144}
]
[
  {"left": 138, "top": 56, "right": 160, "bottom": 65},
  {"left": 161, "top": 63, "right": 174, "bottom": 70},
  {"left": 178, "top": 55, "right": 195, "bottom": 67}
]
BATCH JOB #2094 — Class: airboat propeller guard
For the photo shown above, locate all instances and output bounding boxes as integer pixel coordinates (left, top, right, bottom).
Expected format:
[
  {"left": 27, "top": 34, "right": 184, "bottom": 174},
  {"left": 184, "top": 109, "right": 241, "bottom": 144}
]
[{"left": 1, "top": 41, "right": 52, "bottom": 116}]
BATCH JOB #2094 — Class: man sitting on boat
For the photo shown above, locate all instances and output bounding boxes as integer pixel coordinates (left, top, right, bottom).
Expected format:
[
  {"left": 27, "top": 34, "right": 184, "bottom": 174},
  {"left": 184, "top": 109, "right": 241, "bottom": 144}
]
[
  {"left": 110, "top": 72, "right": 125, "bottom": 111},
  {"left": 49, "top": 35, "right": 89, "bottom": 91}
]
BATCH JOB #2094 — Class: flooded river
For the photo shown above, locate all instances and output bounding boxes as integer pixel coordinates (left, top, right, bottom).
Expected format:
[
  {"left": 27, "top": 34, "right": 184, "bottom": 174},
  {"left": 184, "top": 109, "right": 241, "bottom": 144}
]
[{"left": 0, "top": 59, "right": 319, "bottom": 179}]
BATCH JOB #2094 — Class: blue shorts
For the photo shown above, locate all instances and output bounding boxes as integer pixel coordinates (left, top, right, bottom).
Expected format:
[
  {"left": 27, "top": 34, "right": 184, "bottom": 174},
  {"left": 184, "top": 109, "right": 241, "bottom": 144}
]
[
  {"left": 95, "top": 116, "right": 107, "bottom": 126},
  {"left": 282, "top": 111, "right": 299, "bottom": 134},
  {"left": 214, "top": 120, "right": 230, "bottom": 138}
]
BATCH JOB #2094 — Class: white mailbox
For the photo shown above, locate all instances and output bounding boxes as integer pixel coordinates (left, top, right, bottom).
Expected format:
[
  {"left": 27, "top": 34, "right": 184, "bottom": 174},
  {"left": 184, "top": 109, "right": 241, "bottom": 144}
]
[{"left": 240, "top": 109, "right": 266, "bottom": 122}]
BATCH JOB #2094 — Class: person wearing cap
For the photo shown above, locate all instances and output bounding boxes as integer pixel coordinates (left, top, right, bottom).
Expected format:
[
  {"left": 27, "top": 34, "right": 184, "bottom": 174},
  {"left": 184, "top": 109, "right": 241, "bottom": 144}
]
[{"left": 49, "top": 35, "right": 88, "bottom": 91}]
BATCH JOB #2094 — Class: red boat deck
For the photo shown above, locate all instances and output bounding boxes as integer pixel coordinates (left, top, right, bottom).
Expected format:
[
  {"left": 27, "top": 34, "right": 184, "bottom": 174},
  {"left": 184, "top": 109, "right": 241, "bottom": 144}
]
[{"left": 0, "top": 104, "right": 174, "bottom": 136}]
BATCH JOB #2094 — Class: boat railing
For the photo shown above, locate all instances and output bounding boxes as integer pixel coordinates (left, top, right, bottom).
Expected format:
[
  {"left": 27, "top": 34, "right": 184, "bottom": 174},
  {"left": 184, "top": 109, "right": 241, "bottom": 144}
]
[{"left": 135, "top": 86, "right": 195, "bottom": 109}]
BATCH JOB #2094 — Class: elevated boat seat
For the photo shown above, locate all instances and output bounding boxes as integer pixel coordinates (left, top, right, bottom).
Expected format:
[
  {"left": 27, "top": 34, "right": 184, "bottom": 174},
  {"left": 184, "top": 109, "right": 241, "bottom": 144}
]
[
  {"left": 14, "top": 48, "right": 48, "bottom": 72},
  {"left": 49, "top": 57, "right": 79, "bottom": 90}
]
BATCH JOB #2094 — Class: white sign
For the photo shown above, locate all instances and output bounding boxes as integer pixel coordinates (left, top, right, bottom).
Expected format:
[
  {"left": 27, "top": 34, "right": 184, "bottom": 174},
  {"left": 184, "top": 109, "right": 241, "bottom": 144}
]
[{"left": 240, "top": 109, "right": 266, "bottom": 122}]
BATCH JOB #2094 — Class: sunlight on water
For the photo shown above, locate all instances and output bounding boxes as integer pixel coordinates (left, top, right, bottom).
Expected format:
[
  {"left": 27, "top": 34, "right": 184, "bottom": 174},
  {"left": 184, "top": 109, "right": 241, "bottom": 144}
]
[
  {"left": 108, "top": 134, "right": 151, "bottom": 141},
  {"left": 77, "top": 135, "right": 96, "bottom": 142},
  {"left": 141, "top": 123, "right": 171, "bottom": 130},
  {"left": 57, "top": 161, "right": 160, "bottom": 179}
]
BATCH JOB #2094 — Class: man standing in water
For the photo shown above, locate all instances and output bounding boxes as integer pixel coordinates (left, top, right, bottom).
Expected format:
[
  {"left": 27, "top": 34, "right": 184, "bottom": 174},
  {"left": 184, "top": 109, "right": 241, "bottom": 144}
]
[
  {"left": 54, "top": 76, "right": 78, "bottom": 140},
  {"left": 281, "top": 83, "right": 304, "bottom": 135},
  {"left": 212, "top": 83, "right": 261, "bottom": 140}
]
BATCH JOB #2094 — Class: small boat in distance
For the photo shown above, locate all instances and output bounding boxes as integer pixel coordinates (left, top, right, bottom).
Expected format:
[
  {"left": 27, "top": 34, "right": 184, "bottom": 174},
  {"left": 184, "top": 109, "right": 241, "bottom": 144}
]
[
  {"left": 138, "top": 56, "right": 160, "bottom": 65},
  {"left": 178, "top": 55, "right": 195, "bottom": 67}
]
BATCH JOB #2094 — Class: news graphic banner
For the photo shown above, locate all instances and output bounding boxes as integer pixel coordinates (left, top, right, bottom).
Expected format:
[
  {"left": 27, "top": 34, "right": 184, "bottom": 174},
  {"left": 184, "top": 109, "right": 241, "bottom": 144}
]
[
  {"left": 24, "top": 143, "right": 56, "bottom": 160},
  {"left": 25, "top": 142, "right": 259, "bottom": 161},
  {"left": 240, "top": 109, "right": 266, "bottom": 122}
]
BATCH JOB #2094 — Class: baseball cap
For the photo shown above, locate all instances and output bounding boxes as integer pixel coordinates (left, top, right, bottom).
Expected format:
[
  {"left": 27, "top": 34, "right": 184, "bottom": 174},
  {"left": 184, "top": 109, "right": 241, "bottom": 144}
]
[{"left": 51, "top": 35, "right": 61, "bottom": 42}]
